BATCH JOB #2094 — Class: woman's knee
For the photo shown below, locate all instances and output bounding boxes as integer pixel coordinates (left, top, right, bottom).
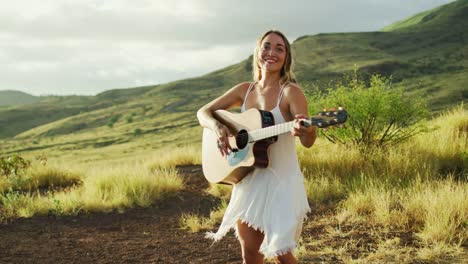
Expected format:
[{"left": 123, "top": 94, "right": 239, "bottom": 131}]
[
  {"left": 238, "top": 236, "right": 263, "bottom": 258},
  {"left": 237, "top": 221, "right": 265, "bottom": 263},
  {"left": 241, "top": 246, "right": 262, "bottom": 262}
]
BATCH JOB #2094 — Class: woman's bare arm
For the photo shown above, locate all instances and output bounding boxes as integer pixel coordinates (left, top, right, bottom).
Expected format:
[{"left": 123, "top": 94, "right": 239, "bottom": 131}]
[
  {"left": 283, "top": 84, "right": 317, "bottom": 148},
  {"left": 197, "top": 82, "right": 250, "bottom": 156},
  {"left": 196, "top": 82, "right": 249, "bottom": 130}
]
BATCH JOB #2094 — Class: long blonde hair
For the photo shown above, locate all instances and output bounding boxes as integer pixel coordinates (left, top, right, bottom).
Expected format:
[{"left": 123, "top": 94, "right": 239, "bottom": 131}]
[{"left": 252, "top": 30, "right": 297, "bottom": 84}]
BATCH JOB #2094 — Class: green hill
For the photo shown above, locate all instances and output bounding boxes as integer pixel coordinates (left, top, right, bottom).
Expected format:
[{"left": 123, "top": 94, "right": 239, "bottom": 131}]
[
  {"left": 0, "top": 0, "right": 467, "bottom": 162},
  {"left": 383, "top": 0, "right": 468, "bottom": 32},
  {"left": 0, "top": 86, "right": 153, "bottom": 139},
  {"left": 0, "top": 90, "right": 41, "bottom": 106}
]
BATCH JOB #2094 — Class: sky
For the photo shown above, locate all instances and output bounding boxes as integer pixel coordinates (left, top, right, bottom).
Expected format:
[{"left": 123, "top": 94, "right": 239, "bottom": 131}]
[{"left": 0, "top": 0, "right": 456, "bottom": 96}]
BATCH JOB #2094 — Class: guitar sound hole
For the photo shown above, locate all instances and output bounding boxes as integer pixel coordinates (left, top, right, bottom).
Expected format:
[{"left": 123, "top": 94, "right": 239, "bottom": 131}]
[{"left": 236, "top": 130, "right": 248, "bottom": 149}]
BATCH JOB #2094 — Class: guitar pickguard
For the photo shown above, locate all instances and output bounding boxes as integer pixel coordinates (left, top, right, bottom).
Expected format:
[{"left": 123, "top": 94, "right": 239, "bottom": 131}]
[{"left": 227, "top": 143, "right": 251, "bottom": 166}]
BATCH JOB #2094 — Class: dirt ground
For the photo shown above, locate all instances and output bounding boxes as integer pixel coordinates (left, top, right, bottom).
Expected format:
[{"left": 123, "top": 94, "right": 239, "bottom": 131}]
[{"left": 0, "top": 165, "right": 465, "bottom": 263}]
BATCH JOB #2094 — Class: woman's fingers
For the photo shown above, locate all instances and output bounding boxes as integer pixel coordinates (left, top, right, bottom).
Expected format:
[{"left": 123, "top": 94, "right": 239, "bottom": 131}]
[
  {"left": 291, "top": 115, "right": 315, "bottom": 137},
  {"left": 216, "top": 126, "right": 232, "bottom": 157},
  {"left": 291, "top": 118, "right": 303, "bottom": 136}
]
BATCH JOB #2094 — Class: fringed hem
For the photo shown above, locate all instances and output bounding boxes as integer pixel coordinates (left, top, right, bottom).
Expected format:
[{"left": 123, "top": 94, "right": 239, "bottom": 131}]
[
  {"left": 204, "top": 231, "right": 224, "bottom": 242},
  {"left": 204, "top": 214, "right": 265, "bottom": 242},
  {"left": 261, "top": 242, "right": 297, "bottom": 258},
  {"left": 205, "top": 210, "right": 309, "bottom": 239},
  {"left": 235, "top": 215, "right": 266, "bottom": 238}
]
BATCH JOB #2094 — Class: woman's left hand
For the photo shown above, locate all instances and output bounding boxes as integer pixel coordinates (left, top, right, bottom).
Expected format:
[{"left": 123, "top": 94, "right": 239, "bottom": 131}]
[{"left": 291, "top": 114, "right": 316, "bottom": 137}]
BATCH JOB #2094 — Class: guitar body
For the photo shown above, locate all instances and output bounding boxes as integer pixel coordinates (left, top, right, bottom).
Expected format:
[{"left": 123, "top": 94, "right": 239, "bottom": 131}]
[
  {"left": 202, "top": 109, "right": 277, "bottom": 185},
  {"left": 201, "top": 107, "right": 348, "bottom": 185}
]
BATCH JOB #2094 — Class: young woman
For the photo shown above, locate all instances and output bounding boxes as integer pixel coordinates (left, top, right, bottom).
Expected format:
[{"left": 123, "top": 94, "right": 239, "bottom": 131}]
[{"left": 197, "top": 29, "right": 316, "bottom": 264}]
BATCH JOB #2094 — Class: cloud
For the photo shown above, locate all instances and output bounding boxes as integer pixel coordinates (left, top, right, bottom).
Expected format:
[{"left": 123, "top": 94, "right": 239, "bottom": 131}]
[{"left": 0, "top": 0, "right": 455, "bottom": 95}]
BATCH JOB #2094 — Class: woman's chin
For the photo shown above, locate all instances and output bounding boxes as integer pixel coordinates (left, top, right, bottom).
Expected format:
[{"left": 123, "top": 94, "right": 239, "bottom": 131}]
[{"left": 262, "top": 66, "right": 282, "bottom": 73}]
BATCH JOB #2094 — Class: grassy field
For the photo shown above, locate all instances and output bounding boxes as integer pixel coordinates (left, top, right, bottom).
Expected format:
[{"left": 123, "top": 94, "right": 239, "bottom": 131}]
[
  {"left": 0, "top": 106, "right": 466, "bottom": 262},
  {"left": 0, "top": 148, "right": 191, "bottom": 220},
  {"left": 179, "top": 106, "right": 467, "bottom": 263}
]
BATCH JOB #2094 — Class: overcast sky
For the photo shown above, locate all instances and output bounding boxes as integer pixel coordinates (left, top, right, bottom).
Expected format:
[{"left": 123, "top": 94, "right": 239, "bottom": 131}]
[{"left": 0, "top": 0, "right": 455, "bottom": 96}]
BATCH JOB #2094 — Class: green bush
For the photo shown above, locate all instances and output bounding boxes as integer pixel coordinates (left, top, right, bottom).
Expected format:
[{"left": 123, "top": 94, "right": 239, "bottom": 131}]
[
  {"left": 0, "top": 155, "right": 31, "bottom": 178},
  {"left": 107, "top": 115, "right": 120, "bottom": 128},
  {"left": 309, "top": 71, "right": 428, "bottom": 149},
  {"left": 133, "top": 128, "right": 143, "bottom": 136}
]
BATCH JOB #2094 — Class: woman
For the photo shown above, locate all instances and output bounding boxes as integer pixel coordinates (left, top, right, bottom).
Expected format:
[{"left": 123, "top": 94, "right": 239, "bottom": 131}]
[{"left": 197, "top": 29, "right": 316, "bottom": 264}]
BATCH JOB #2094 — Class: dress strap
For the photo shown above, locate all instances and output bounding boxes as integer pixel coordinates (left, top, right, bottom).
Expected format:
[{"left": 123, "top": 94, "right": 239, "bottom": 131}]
[
  {"left": 241, "top": 82, "right": 256, "bottom": 110},
  {"left": 276, "top": 82, "right": 289, "bottom": 107}
]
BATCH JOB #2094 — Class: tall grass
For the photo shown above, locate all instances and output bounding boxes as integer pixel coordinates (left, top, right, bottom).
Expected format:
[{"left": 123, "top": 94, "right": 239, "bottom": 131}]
[
  {"left": 80, "top": 164, "right": 182, "bottom": 212},
  {"left": 297, "top": 106, "right": 467, "bottom": 261},
  {"left": 0, "top": 159, "right": 183, "bottom": 220},
  {"left": 0, "top": 160, "right": 83, "bottom": 193},
  {"left": 180, "top": 200, "right": 227, "bottom": 232},
  {"left": 299, "top": 105, "right": 466, "bottom": 194},
  {"left": 147, "top": 144, "right": 201, "bottom": 170}
]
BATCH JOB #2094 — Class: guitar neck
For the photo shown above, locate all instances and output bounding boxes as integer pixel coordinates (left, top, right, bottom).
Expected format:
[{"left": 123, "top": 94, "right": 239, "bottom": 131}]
[
  {"left": 249, "top": 120, "right": 297, "bottom": 142},
  {"left": 247, "top": 109, "right": 346, "bottom": 142}
]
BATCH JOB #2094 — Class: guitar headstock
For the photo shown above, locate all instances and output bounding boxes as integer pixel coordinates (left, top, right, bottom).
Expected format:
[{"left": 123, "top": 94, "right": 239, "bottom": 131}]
[{"left": 309, "top": 108, "right": 348, "bottom": 128}]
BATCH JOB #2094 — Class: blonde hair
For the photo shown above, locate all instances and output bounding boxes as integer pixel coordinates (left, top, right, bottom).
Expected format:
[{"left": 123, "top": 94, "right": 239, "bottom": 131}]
[{"left": 252, "top": 30, "right": 297, "bottom": 84}]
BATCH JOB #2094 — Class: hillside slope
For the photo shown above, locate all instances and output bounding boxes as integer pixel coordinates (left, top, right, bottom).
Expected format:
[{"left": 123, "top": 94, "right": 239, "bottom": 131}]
[{"left": 0, "top": 0, "right": 466, "bottom": 159}]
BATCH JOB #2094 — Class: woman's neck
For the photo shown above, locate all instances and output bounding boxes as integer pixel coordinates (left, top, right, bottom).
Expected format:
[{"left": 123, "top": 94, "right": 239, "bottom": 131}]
[{"left": 258, "top": 71, "right": 281, "bottom": 89}]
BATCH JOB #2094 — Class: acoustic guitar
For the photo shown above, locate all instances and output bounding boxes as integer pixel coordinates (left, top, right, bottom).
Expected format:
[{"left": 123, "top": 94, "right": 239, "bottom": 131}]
[{"left": 202, "top": 108, "right": 347, "bottom": 185}]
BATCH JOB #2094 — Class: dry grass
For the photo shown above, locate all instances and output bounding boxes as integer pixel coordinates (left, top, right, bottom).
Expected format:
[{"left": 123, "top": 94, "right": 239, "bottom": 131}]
[
  {"left": 0, "top": 160, "right": 183, "bottom": 220},
  {"left": 276, "top": 106, "right": 468, "bottom": 263},
  {"left": 337, "top": 179, "right": 468, "bottom": 245},
  {"left": 206, "top": 183, "right": 232, "bottom": 200},
  {"left": 147, "top": 144, "right": 201, "bottom": 171},
  {"left": 79, "top": 164, "right": 182, "bottom": 212},
  {"left": 180, "top": 200, "right": 227, "bottom": 233}
]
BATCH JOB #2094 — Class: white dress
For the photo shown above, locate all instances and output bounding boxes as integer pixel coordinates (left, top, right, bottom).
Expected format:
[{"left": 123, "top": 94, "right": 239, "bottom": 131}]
[{"left": 205, "top": 82, "right": 311, "bottom": 257}]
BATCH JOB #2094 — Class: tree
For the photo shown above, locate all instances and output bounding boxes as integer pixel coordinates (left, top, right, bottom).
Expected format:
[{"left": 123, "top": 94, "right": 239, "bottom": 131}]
[{"left": 308, "top": 71, "right": 428, "bottom": 149}]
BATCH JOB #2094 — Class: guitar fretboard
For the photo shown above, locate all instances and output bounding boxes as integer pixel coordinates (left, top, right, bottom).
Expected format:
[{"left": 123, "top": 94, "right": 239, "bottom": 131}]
[
  {"left": 246, "top": 110, "right": 345, "bottom": 142},
  {"left": 249, "top": 120, "right": 302, "bottom": 142}
]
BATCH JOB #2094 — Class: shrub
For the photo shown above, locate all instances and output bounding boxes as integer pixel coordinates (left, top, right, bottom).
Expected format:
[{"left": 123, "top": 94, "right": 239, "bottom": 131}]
[
  {"left": 107, "top": 115, "right": 120, "bottom": 128},
  {"left": 309, "top": 71, "right": 428, "bottom": 149},
  {"left": 0, "top": 155, "right": 31, "bottom": 178},
  {"left": 133, "top": 128, "right": 143, "bottom": 136}
]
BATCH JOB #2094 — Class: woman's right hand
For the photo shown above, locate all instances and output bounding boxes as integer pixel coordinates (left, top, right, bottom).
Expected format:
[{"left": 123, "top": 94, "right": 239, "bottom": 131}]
[{"left": 213, "top": 121, "right": 232, "bottom": 157}]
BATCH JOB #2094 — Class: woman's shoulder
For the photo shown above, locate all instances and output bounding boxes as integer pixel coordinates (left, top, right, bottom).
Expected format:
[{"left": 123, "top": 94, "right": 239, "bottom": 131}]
[
  {"left": 282, "top": 82, "right": 304, "bottom": 97},
  {"left": 229, "top": 81, "right": 254, "bottom": 96},
  {"left": 237, "top": 81, "right": 254, "bottom": 89}
]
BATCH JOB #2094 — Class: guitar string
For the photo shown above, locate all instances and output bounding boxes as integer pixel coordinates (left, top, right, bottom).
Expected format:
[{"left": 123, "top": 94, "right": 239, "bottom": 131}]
[
  {"left": 221, "top": 111, "right": 346, "bottom": 146},
  {"left": 232, "top": 114, "right": 344, "bottom": 144}
]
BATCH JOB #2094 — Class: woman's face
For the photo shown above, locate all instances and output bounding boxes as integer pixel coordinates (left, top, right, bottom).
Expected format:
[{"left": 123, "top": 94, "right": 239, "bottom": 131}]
[{"left": 258, "top": 33, "right": 286, "bottom": 74}]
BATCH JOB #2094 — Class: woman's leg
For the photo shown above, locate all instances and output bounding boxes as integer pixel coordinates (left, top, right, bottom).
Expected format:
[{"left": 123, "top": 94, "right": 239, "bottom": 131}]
[
  {"left": 273, "top": 252, "right": 297, "bottom": 264},
  {"left": 237, "top": 220, "right": 265, "bottom": 264}
]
